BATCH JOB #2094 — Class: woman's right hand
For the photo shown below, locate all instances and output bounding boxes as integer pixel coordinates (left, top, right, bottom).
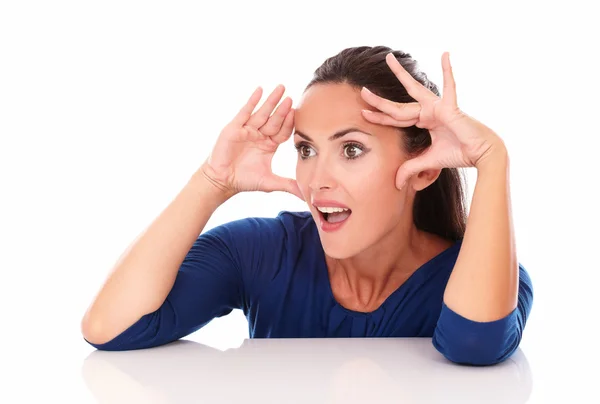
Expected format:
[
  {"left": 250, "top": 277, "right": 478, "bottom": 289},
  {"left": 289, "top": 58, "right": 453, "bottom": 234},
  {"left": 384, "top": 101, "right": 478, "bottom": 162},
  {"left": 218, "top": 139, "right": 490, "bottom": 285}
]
[{"left": 199, "top": 84, "right": 303, "bottom": 200}]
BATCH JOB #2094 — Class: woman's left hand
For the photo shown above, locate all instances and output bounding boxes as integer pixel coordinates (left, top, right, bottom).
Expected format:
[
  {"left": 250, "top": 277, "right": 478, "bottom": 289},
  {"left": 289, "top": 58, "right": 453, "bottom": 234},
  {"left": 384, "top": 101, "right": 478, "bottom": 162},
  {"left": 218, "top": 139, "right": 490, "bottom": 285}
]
[{"left": 360, "top": 52, "right": 506, "bottom": 189}]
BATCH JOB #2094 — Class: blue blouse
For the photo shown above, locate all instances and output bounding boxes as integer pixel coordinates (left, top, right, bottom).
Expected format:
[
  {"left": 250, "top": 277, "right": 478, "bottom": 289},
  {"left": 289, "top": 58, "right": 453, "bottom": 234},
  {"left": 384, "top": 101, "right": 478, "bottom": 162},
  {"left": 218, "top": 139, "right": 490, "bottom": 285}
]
[{"left": 84, "top": 211, "right": 533, "bottom": 365}]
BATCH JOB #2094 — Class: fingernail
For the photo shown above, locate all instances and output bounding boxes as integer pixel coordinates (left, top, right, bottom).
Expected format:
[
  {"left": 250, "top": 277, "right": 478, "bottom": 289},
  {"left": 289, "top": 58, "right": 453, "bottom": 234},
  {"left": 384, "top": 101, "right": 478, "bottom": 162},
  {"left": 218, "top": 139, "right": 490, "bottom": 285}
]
[{"left": 362, "top": 86, "right": 372, "bottom": 94}]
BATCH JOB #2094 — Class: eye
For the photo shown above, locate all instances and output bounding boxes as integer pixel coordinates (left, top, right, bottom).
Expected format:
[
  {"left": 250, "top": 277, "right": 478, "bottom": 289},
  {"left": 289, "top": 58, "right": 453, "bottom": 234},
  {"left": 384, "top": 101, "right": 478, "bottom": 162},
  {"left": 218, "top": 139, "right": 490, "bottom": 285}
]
[
  {"left": 295, "top": 143, "right": 316, "bottom": 159},
  {"left": 343, "top": 143, "right": 364, "bottom": 159}
]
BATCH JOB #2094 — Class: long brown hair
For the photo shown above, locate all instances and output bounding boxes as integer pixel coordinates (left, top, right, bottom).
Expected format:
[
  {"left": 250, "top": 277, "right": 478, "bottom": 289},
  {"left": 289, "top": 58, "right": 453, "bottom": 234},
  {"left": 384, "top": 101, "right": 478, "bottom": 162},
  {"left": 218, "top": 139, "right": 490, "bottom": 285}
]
[{"left": 305, "top": 46, "right": 467, "bottom": 241}]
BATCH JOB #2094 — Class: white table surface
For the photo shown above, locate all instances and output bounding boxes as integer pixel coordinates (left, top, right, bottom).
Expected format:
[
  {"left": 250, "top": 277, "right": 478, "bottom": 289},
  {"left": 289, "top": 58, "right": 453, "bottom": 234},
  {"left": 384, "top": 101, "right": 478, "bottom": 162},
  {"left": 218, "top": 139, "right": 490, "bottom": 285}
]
[
  {"left": 12, "top": 337, "right": 536, "bottom": 403},
  {"left": 79, "top": 337, "right": 534, "bottom": 404},
  {"left": 4, "top": 327, "right": 599, "bottom": 403}
]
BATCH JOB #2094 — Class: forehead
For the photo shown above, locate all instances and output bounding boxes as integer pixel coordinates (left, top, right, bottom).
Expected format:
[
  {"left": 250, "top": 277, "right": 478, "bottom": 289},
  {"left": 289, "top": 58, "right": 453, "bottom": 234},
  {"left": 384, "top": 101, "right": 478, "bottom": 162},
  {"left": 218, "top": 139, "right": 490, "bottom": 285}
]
[{"left": 294, "top": 83, "right": 373, "bottom": 134}]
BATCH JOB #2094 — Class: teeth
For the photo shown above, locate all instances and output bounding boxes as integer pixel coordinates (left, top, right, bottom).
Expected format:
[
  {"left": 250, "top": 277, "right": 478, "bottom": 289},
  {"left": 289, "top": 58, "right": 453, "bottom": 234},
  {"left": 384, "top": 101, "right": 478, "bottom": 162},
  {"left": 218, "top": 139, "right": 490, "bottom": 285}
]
[{"left": 317, "top": 207, "right": 349, "bottom": 213}]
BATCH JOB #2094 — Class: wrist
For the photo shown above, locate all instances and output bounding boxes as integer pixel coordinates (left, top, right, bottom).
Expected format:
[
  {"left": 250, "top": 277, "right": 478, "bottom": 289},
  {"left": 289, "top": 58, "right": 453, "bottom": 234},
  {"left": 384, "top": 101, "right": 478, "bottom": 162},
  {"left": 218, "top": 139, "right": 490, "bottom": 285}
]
[
  {"left": 189, "top": 165, "right": 236, "bottom": 207},
  {"left": 475, "top": 140, "right": 509, "bottom": 175}
]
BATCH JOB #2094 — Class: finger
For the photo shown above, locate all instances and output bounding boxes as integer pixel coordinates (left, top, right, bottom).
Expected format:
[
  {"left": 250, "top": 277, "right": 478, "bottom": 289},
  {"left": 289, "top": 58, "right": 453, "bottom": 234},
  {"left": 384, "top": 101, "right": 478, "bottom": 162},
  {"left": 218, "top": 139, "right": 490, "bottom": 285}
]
[
  {"left": 270, "top": 108, "right": 295, "bottom": 144},
  {"left": 360, "top": 87, "right": 421, "bottom": 121},
  {"left": 259, "top": 96, "right": 292, "bottom": 137},
  {"left": 395, "top": 155, "right": 432, "bottom": 190},
  {"left": 261, "top": 174, "right": 304, "bottom": 200},
  {"left": 361, "top": 109, "right": 419, "bottom": 128},
  {"left": 231, "top": 86, "right": 263, "bottom": 127},
  {"left": 246, "top": 84, "right": 286, "bottom": 129},
  {"left": 442, "top": 52, "right": 458, "bottom": 107},
  {"left": 385, "top": 53, "right": 436, "bottom": 103}
]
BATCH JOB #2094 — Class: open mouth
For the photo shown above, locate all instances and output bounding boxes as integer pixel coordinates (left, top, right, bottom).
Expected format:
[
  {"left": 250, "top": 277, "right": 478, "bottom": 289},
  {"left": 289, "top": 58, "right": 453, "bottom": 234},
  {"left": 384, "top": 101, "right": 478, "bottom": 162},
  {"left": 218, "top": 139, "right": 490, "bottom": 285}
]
[{"left": 319, "top": 209, "right": 352, "bottom": 224}]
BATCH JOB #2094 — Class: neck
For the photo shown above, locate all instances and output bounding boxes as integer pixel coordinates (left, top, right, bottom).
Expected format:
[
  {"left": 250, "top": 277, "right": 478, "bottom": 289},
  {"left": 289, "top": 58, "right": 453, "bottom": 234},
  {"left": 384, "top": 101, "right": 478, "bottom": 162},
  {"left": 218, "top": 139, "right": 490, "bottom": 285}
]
[{"left": 325, "top": 216, "right": 433, "bottom": 310}]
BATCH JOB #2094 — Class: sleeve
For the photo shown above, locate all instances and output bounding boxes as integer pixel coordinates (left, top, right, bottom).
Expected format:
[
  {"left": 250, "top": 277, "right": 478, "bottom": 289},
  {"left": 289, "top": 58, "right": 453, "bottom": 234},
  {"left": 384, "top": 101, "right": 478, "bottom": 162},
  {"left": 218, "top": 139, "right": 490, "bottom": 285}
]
[
  {"left": 83, "top": 217, "right": 271, "bottom": 351},
  {"left": 431, "top": 263, "right": 533, "bottom": 366}
]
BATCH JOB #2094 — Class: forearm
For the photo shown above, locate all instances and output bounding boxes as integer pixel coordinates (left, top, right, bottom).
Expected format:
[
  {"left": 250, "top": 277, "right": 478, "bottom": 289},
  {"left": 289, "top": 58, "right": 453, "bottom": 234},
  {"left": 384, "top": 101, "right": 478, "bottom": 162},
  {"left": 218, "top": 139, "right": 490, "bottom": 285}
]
[
  {"left": 81, "top": 166, "right": 233, "bottom": 344},
  {"left": 443, "top": 144, "right": 518, "bottom": 321}
]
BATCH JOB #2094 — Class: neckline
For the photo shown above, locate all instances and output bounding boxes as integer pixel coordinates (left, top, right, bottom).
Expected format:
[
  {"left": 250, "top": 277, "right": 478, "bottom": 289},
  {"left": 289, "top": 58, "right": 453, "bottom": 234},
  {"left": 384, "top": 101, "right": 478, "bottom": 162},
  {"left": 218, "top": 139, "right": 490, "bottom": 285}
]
[{"left": 311, "top": 219, "right": 462, "bottom": 318}]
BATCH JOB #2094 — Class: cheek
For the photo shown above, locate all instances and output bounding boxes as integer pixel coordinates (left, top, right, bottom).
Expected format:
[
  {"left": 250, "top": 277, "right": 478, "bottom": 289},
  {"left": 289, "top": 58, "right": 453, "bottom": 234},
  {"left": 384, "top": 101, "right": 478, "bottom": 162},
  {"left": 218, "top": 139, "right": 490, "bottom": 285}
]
[
  {"left": 358, "top": 157, "right": 397, "bottom": 186},
  {"left": 295, "top": 165, "right": 310, "bottom": 194},
  {"left": 354, "top": 175, "right": 398, "bottom": 207},
  {"left": 350, "top": 161, "right": 401, "bottom": 207}
]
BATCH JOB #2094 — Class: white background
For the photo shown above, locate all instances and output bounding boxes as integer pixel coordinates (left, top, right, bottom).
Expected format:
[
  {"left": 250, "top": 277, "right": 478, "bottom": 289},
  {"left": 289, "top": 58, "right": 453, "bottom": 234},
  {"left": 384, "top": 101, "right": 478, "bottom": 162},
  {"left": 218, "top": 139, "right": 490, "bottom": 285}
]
[{"left": 1, "top": 0, "right": 598, "bottom": 402}]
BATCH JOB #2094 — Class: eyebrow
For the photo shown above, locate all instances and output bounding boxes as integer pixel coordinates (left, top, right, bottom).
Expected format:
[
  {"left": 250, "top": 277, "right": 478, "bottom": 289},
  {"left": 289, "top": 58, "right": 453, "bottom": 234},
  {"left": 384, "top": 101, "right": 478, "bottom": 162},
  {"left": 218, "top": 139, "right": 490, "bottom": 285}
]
[{"left": 293, "top": 127, "right": 372, "bottom": 142}]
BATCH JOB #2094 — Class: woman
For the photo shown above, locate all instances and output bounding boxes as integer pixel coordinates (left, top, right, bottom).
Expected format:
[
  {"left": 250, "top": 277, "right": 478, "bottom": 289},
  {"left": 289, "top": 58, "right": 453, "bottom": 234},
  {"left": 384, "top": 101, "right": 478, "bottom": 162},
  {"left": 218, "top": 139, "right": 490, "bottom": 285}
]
[{"left": 81, "top": 46, "right": 533, "bottom": 366}]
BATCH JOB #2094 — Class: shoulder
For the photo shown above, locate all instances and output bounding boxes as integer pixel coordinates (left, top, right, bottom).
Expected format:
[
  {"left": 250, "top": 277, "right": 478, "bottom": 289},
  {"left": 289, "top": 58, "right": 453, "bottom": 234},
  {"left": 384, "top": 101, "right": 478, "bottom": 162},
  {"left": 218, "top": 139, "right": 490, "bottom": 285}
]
[
  {"left": 202, "top": 210, "right": 318, "bottom": 301},
  {"left": 199, "top": 210, "right": 318, "bottom": 263},
  {"left": 204, "top": 210, "right": 315, "bottom": 241}
]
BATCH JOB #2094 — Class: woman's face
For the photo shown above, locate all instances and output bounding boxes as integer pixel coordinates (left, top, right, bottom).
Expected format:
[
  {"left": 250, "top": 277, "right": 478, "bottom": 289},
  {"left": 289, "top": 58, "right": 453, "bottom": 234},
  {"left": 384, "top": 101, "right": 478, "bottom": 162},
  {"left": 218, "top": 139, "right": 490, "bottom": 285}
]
[{"left": 293, "top": 83, "right": 412, "bottom": 259}]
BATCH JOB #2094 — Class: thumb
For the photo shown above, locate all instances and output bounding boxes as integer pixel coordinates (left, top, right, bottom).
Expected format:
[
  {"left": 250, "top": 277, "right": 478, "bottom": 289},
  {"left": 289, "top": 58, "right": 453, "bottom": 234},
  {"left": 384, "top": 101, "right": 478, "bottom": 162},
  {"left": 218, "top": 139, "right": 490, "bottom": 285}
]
[
  {"left": 395, "top": 157, "right": 429, "bottom": 190},
  {"left": 261, "top": 174, "right": 305, "bottom": 201}
]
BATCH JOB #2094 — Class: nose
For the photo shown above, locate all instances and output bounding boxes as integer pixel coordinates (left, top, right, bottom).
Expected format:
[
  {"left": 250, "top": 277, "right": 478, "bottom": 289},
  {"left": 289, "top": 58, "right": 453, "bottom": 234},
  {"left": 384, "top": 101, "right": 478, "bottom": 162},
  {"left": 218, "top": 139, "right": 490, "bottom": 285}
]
[{"left": 308, "top": 159, "right": 336, "bottom": 192}]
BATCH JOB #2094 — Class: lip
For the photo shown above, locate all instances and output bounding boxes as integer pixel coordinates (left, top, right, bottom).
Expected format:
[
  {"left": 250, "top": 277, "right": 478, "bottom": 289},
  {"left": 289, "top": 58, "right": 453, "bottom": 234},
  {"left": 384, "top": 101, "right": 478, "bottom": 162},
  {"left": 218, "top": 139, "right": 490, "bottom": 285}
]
[{"left": 312, "top": 199, "right": 350, "bottom": 209}]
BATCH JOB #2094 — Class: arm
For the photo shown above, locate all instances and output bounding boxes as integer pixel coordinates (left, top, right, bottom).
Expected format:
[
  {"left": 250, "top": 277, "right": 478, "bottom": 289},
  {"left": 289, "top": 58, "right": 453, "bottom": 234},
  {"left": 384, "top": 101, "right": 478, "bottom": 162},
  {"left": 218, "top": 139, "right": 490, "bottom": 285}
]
[
  {"left": 433, "top": 143, "right": 534, "bottom": 365},
  {"left": 444, "top": 144, "right": 517, "bottom": 320},
  {"left": 356, "top": 51, "right": 532, "bottom": 365},
  {"left": 81, "top": 166, "right": 234, "bottom": 346},
  {"left": 81, "top": 84, "right": 301, "bottom": 349}
]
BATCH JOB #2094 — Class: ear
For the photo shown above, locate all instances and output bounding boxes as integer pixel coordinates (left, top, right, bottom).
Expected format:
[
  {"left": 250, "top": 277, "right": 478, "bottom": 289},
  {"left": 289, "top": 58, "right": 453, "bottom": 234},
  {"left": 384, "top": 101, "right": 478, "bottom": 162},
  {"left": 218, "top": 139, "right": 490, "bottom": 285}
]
[{"left": 408, "top": 168, "right": 442, "bottom": 192}]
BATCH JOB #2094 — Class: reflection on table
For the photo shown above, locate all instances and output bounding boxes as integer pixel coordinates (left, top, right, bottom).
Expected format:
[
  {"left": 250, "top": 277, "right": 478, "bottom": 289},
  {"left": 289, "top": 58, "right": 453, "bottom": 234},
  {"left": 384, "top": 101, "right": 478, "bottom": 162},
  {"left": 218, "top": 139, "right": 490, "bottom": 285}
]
[{"left": 82, "top": 337, "right": 532, "bottom": 403}]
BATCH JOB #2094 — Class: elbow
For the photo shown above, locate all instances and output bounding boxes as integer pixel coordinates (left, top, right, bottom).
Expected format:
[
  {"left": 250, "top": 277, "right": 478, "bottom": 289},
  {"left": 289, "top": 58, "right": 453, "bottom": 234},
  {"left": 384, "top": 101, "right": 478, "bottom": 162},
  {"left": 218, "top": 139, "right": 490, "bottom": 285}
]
[
  {"left": 80, "top": 305, "right": 171, "bottom": 351},
  {"left": 434, "top": 264, "right": 533, "bottom": 366},
  {"left": 81, "top": 314, "right": 117, "bottom": 348},
  {"left": 433, "top": 331, "right": 520, "bottom": 366},
  {"left": 432, "top": 303, "right": 523, "bottom": 366}
]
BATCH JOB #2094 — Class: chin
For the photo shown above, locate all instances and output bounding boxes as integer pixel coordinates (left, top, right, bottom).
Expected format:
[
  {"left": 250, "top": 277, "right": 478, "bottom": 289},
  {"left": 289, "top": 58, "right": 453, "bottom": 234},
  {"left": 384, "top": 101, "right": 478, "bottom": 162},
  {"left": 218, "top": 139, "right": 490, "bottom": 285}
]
[
  {"left": 312, "top": 211, "right": 369, "bottom": 259},
  {"left": 321, "top": 245, "right": 353, "bottom": 260},
  {"left": 319, "top": 237, "right": 364, "bottom": 260}
]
